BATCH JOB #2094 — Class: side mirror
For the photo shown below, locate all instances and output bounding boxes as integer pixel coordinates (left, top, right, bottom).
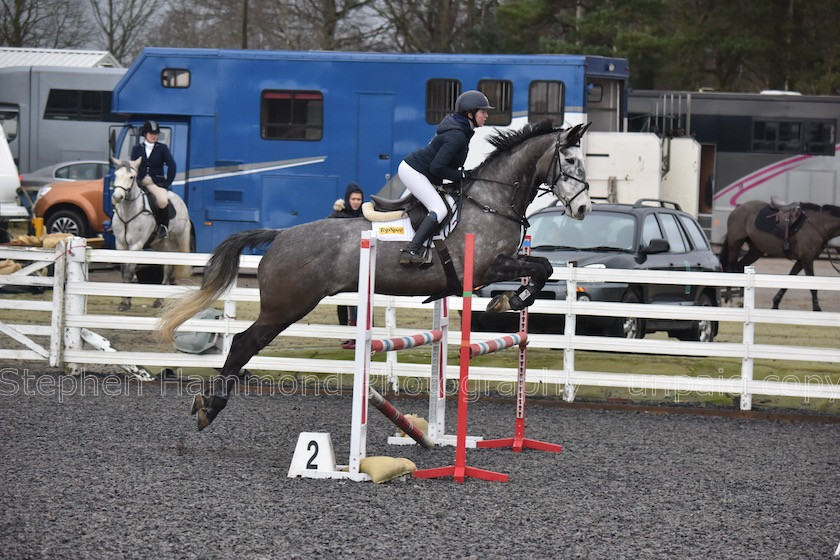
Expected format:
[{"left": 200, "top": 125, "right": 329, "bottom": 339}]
[{"left": 641, "top": 238, "right": 670, "bottom": 254}]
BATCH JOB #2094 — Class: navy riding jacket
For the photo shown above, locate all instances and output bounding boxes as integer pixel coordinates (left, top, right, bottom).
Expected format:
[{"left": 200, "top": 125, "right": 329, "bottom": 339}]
[
  {"left": 130, "top": 142, "right": 177, "bottom": 188},
  {"left": 404, "top": 113, "right": 474, "bottom": 185}
]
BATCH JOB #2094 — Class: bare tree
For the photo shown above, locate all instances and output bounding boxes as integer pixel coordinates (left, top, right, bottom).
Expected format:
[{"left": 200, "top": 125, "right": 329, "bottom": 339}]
[
  {"left": 1, "top": 0, "right": 40, "bottom": 45},
  {"left": 155, "top": 0, "right": 383, "bottom": 52},
  {"left": 88, "top": 0, "right": 165, "bottom": 64},
  {"left": 1, "top": 0, "right": 88, "bottom": 48},
  {"left": 254, "top": 0, "right": 383, "bottom": 51},
  {"left": 373, "top": 0, "right": 498, "bottom": 53}
]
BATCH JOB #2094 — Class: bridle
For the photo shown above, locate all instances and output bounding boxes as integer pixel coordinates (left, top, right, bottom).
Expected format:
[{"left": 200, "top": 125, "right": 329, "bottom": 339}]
[
  {"left": 112, "top": 168, "right": 153, "bottom": 231},
  {"left": 543, "top": 140, "right": 589, "bottom": 208},
  {"left": 465, "top": 138, "right": 588, "bottom": 226}
]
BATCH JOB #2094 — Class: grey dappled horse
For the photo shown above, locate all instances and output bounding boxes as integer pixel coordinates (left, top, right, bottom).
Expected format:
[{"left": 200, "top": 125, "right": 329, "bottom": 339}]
[
  {"left": 720, "top": 199, "right": 840, "bottom": 311},
  {"left": 110, "top": 156, "right": 192, "bottom": 311},
  {"left": 157, "top": 121, "right": 592, "bottom": 430}
]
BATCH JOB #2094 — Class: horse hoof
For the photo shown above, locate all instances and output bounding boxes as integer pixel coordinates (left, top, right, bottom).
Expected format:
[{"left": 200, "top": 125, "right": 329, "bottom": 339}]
[
  {"left": 117, "top": 302, "right": 130, "bottom": 311},
  {"left": 486, "top": 293, "right": 511, "bottom": 313},
  {"left": 190, "top": 394, "right": 205, "bottom": 416},
  {"left": 196, "top": 409, "right": 211, "bottom": 431},
  {"left": 153, "top": 299, "right": 163, "bottom": 308}
]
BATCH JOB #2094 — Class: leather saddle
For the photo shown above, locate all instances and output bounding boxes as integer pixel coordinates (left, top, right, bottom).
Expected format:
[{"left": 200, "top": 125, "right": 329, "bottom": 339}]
[
  {"left": 370, "top": 191, "right": 455, "bottom": 233},
  {"left": 757, "top": 197, "right": 805, "bottom": 251}
]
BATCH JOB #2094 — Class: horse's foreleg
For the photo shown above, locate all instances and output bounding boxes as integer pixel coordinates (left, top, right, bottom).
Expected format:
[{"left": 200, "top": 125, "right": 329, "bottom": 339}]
[
  {"left": 480, "top": 254, "right": 551, "bottom": 313},
  {"left": 118, "top": 263, "right": 137, "bottom": 311},
  {"left": 153, "top": 264, "right": 176, "bottom": 308},
  {"left": 193, "top": 319, "right": 291, "bottom": 430},
  {"left": 803, "top": 261, "right": 822, "bottom": 312}
]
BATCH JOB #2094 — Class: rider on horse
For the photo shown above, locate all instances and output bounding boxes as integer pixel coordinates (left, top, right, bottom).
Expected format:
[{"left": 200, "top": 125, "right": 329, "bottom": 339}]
[
  {"left": 397, "top": 90, "right": 493, "bottom": 266},
  {"left": 131, "top": 120, "right": 177, "bottom": 241}
]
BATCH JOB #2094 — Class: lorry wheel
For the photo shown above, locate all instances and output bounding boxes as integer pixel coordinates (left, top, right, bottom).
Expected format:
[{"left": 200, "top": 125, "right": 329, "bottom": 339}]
[{"left": 45, "top": 208, "right": 89, "bottom": 237}]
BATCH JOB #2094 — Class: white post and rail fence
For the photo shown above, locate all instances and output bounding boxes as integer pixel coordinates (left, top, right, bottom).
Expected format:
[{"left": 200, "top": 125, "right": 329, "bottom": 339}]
[{"left": 1, "top": 236, "right": 839, "bottom": 410}]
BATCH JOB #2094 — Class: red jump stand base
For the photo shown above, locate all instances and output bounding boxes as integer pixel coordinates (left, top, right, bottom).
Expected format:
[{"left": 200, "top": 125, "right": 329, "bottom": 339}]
[
  {"left": 476, "top": 418, "right": 563, "bottom": 453},
  {"left": 413, "top": 464, "right": 509, "bottom": 483},
  {"left": 413, "top": 233, "right": 508, "bottom": 484}
]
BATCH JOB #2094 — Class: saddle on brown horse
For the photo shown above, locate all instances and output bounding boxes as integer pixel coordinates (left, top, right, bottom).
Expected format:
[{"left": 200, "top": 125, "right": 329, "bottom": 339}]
[{"left": 757, "top": 196, "right": 805, "bottom": 252}]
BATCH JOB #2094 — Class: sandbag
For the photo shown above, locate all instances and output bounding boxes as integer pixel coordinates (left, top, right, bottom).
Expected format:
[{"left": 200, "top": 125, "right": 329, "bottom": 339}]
[{"left": 359, "top": 456, "right": 416, "bottom": 483}]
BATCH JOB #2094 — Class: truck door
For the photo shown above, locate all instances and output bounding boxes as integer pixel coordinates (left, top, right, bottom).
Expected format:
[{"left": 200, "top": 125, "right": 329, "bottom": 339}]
[{"left": 356, "top": 93, "right": 395, "bottom": 194}]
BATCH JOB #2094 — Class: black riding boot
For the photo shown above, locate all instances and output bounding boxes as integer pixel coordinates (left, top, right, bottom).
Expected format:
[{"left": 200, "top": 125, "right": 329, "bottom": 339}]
[
  {"left": 154, "top": 206, "right": 170, "bottom": 241},
  {"left": 400, "top": 213, "right": 438, "bottom": 266}
]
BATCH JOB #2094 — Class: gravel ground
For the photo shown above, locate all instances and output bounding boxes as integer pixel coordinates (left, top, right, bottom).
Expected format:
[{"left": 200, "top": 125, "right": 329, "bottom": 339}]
[{"left": 1, "top": 371, "right": 838, "bottom": 559}]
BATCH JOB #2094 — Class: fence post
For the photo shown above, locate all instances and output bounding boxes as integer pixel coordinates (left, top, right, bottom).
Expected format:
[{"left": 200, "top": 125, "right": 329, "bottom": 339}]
[
  {"left": 48, "top": 238, "right": 68, "bottom": 367},
  {"left": 222, "top": 292, "right": 236, "bottom": 355},
  {"left": 385, "top": 297, "right": 398, "bottom": 392},
  {"left": 62, "top": 237, "right": 89, "bottom": 375},
  {"left": 563, "top": 261, "right": 577, "bottom": 402},
  {"left": 740, "top": 266, "right": 756, "bottom": 410}
]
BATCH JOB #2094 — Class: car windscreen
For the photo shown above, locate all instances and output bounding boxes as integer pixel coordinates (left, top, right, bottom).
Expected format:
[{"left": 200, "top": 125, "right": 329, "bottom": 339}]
[{"left": 529, "top": 211, "right": 636, "bottom": 250}]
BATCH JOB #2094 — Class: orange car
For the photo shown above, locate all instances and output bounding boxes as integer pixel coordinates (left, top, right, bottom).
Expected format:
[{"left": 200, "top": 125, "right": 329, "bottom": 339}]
[{"left": 32, "top": 178, "right": 108, "bottom": 238}]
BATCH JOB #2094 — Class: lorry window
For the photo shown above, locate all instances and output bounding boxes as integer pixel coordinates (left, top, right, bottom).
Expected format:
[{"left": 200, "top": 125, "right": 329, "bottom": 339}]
[
  {"left": 806, "top": 120, "right": 836, "bottom": 156},
  {"left": 0, "top": 110, "right": 18, "bottom": 142},
  {"left": 162, "top": 68, "right": 190, "bottom": 88},
  {"left": 753, "top": 119, "right": 802, "bottom": 153},
  {"left": 529, "top": 81, "right": 565, "bottom": 126},
  {"left": 426, "top": 79, "right": 461, "bottom": 124},
  {"left": 478, "top": 79, "right": 512, "bottom": 126},
  {"left": 261, "top": 90, "right": 323, "bottom": 140},
  {"left": 44, "top": 89, "right": 117, "bottom": 121}
]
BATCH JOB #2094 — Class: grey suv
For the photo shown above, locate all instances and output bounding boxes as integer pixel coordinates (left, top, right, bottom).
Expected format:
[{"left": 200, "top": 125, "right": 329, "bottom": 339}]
[{"left": 473, "top": 199, "right": 722, "bottom": 341}]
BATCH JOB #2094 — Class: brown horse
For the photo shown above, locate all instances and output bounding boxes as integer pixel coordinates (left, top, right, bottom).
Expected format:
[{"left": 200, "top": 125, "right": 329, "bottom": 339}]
[{"left": 719, "top": 199, "right": 840, "bottom": 311}]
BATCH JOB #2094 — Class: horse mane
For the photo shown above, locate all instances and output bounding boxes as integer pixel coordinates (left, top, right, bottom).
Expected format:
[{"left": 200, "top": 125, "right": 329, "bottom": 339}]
[
  {"left": 801, "top": 202, "right": 840, "bottom": 216},
  {"left": 487, "top": 119, "right": 558, "bottom": 153}
]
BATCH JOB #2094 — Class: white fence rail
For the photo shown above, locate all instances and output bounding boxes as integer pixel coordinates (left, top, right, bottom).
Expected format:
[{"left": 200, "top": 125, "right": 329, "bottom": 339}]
[{"left": 1, "top": 237, "right": 839, "bottom": 410}]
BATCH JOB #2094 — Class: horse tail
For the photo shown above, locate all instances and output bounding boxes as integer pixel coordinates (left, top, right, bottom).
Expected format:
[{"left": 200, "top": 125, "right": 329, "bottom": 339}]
[
  {"left": 156, "top": 229, "right": 280, "bottom": 343},
  {"left": 718, "top": 236, "right": 729, "bottom": 271}
]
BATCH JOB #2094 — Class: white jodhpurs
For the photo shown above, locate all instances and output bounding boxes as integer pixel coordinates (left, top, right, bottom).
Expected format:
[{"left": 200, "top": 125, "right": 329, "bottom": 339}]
[
  {"left": 140, "top": 176, "right": 170, "bottom": 210},
  {"left": 398, "top": 161, "right": 447, "bottom": 224}
]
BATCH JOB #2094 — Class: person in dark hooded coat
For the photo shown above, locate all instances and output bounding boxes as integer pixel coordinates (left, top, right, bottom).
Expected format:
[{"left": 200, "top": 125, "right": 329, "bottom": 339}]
[
  {"left": 328, "top": 182, "right": 364, "bottom": 219},
  {"left": 327, "top": 182, "right": 365, "bottom": 339}
]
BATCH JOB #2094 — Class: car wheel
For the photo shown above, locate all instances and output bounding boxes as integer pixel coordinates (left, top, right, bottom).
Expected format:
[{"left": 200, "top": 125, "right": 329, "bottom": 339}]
[
  {"left": 674, "top": 293, "right": 717, "bottom": 342},
  {"left": 610, "top": 290, "right": 645, "bottom": 339},
  {"left": 46, "top": 208, "right": 89, "bottom": 237}
]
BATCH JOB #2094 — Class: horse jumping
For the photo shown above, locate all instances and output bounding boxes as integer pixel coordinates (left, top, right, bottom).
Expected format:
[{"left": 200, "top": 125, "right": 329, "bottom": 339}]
[
  {"left": 719, "top": 199, "right": 840, "bottom": 311},
  {"left": 157, "top": 121, "right": 592, "bottom": 430},
  {"left": 110, "top": 156, "right": 192, "bottom": 311}
]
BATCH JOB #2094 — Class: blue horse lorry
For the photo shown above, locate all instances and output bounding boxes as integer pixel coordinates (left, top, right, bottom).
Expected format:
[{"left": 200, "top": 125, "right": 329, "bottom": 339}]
[{"left": 104, "top": 47, "right": 636, "bottom": 253}]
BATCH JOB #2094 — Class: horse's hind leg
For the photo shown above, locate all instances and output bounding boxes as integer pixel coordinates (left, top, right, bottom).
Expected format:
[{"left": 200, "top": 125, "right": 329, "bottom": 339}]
[
  {"left": 192, "top": 318, "right": 291, "bottom": 430},
  {"left": 771, "top": 260, "right": 805, "bottom": 310}
]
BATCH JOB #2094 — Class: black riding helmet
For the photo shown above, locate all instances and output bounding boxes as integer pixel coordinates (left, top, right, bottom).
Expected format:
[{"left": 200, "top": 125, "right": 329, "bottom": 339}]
[
  {"left": 455, "top": 90, "right": 494, "bottom": 127},
  {"left": 139, "top": 120, "right": 160, "bottom": 136}
]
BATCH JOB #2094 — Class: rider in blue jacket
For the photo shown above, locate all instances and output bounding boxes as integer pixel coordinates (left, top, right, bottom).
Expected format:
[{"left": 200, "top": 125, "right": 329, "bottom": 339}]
[
  {"left": 130, "top": 120, "right": 177, "bottom": 240},
  {"left": 397, "top": 90, "right": 492, "bottom": 265}
]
